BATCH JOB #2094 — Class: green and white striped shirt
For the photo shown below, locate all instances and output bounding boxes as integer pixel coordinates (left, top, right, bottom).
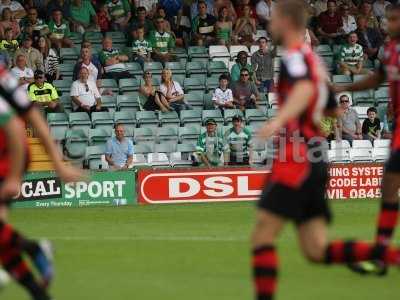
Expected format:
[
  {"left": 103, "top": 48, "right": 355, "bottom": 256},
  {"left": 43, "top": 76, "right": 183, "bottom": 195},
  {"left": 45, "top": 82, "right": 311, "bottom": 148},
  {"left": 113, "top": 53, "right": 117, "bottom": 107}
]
[
  {"left": 340, "top": 43, "right": 364, "bottom": 66},
  {"left": 196, "top": 131, "right": 225, "bottom": 166},
  {"left": 224, "top": 127, "right": 252, "bottom": 157},
  {"left": 132, "top": 39, "right": 152, "bottom": 56}
]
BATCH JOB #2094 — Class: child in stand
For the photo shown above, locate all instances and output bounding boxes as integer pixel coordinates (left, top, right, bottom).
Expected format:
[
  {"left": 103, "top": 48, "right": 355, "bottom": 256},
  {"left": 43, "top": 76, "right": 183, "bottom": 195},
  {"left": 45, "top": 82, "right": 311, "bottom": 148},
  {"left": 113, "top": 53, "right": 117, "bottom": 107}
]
[
  {"left": 0, "top": 28, "right": 18, "bottom": 58},
  {"left": 212, "top": 74, "right": 234, "bottom": 113},
  {"left": 362, "top": 107, "right": 381, "bottom": 141},
  {"left": 131, "top": 26, "right": 152, "bottom": 68}
]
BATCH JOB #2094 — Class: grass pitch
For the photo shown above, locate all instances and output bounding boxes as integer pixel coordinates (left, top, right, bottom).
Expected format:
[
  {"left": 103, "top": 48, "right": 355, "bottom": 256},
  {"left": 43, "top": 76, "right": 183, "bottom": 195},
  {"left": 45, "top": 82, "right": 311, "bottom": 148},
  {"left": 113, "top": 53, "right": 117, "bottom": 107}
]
[{"left": 3, "top": 200, "right": 400, "bottom": 300}]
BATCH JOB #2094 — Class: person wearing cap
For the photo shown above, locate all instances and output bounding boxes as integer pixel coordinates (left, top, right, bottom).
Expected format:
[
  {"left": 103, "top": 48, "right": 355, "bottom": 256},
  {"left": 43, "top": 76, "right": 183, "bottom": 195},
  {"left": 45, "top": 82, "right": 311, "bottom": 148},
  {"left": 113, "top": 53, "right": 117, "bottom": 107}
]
[
  {"left": 14, "top": 35, "right": 43, "bottom": 72},
  {"left": 224, "top": 115, "right": 252, "bottom": 165},
  {"left": 230, "top": 50, "right": 254, "bottom": 83},
  {"left": 195, "top": 118, "right": 225, "bottom": 167},
  {"left": 27, "top": 70, "right": 63, "bottom": 113}
]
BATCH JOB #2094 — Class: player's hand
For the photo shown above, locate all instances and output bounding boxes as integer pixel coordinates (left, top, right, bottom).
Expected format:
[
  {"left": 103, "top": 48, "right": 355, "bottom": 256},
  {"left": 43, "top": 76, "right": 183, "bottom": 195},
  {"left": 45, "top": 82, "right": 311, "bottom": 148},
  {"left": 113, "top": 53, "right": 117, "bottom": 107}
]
[
  {"left": 57, "top": 165, "right": 87, "bottom": 183},
  {"left": 257, "top": 119, "right": 281, "bottom": 140},
  {"left": 0, "top": 177, "right": 21, "bottom": 201}
]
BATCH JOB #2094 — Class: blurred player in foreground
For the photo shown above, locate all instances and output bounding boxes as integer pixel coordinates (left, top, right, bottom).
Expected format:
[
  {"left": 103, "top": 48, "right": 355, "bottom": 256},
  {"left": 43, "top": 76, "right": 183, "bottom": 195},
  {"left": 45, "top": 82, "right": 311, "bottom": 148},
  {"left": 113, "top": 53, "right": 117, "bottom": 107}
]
[
  {"left": 251, "top": 1, "right": 400, "bottom": 299},
  {"left": 0, "top": 64, "right": 85, "bottom": 299},
  {"left": 334, "top": 4, "right": 400, "bottom": 276}
]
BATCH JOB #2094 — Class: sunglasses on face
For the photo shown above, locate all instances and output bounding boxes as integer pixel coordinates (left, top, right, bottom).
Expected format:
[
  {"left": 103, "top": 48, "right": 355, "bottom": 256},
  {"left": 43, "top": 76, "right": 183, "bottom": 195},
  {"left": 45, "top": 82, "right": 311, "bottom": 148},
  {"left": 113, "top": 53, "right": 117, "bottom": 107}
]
[
  {"left": 240, "top": 73, "right": 249, "bottom": 77},
  {"left": 340, "top": 100, "right": 349, "bottom": 103}
]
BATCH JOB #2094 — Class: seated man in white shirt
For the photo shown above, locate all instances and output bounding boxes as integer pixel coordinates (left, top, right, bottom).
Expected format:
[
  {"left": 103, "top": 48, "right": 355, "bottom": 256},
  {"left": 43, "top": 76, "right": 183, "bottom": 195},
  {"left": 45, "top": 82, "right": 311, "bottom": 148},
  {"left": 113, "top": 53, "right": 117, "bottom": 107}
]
[
  {"left": 212, "top": 74, "right": 234, "bottom": 112},
  {"left": 70, "top": 67, "right": 108, "bottom": 117},
  {"left": 11, "top": 54, "right": 34, "bottom": 90}
]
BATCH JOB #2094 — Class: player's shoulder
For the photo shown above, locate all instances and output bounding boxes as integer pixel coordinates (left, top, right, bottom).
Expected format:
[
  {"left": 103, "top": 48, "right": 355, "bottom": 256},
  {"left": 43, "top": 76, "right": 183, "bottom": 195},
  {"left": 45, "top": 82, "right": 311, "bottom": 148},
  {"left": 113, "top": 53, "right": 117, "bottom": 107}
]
[{"left": 281, "top": 47, "right": 310, "bottom": 78}]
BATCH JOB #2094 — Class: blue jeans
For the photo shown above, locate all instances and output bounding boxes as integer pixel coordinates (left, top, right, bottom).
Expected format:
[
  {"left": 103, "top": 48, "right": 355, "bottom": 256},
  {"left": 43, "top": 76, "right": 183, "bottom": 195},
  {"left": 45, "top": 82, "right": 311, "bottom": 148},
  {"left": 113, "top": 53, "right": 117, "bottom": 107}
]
[{"left": 258, "top": 79, "right": 273, "bottom": 94}]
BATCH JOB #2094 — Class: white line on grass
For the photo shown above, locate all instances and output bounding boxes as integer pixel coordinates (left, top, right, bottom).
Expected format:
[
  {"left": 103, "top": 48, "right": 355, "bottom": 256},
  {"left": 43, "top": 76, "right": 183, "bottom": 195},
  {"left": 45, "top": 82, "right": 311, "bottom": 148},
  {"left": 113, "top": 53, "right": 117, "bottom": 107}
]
[{"left": 42, "top": 236, "right": 248, "bottom": 242}]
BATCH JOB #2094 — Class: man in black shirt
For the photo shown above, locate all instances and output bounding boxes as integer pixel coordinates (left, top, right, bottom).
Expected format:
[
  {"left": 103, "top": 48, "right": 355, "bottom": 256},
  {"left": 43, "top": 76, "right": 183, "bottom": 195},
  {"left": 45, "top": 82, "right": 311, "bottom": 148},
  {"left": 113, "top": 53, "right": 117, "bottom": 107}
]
[
  {"left": 191, "top": 1, "right": 216, "bottom": 46},
  {"left": 362, "top": 106, "right": 381, "bottom": 141}
]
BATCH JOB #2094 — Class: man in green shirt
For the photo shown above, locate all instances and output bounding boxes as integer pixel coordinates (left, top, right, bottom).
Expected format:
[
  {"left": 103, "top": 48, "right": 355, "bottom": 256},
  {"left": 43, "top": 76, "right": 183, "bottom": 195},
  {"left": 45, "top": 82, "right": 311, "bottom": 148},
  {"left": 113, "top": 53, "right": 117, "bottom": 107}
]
[
  {"left": 106, "top": 0, "right": 131, "bottom": 31},
  {"left": 195, "top": 118, "right": 225, "bottom": 167},
  {"left": 224, "top": 115, "right": 252, "bottom": 165},
  {"left": 98, "top": 36, "right": 132, "bottom": 80},
  {"left": 20, "top": 8, "right": 49, "bottom": 38},
  {"left": 48, "top": 9, "right": 74, "bottom": 49},
  {"left": 148, "top": 16, "right": 176, "bottom": 63},
  {"left": 69, "top": 0, "right": 98, "bottom": 33},
  {"left": 27, "top": 70, "right": 63, "bottom": 114}
]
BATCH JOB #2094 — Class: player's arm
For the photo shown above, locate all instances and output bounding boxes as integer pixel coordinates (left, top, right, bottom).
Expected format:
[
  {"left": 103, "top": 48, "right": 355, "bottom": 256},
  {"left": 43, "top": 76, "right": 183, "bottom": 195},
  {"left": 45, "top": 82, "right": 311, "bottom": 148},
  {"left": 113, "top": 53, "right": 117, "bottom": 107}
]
[
  {"left": 258, "top": 80, "right": 314, "bottom": 139},
  {"left": 333, "top": 70, "right": 384, "bottom": 93},
  {"left": 0, "top": 116, "right": 26, "bottom": 200}
]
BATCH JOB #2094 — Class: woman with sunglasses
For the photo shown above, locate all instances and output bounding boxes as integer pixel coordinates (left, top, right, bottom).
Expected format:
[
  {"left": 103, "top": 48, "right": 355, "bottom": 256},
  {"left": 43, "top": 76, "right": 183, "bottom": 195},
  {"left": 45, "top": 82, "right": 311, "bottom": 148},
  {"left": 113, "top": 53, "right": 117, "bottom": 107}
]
[{"left": 139, "top": 71, "right": 171, "bottom": 112}]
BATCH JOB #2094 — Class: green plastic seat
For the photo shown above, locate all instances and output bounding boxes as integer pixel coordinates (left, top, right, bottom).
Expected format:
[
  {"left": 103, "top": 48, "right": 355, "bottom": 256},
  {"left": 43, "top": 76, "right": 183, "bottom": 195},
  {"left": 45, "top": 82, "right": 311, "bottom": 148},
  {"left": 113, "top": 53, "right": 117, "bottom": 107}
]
[
  {"left": 104, "top": 31, "right": 126, "bottom": 44},
  {"left": 352, "top": 91, "right": 374, "bottom": 105},
  {"left": 206, "top": 76, "right": 220, "bottom": 92},
  {"left": 139, "top": 77, "right": 161, "bottom": 87},
  {"left": 125, "top": 62, "right": 143, "bottom": 77},
  {"left": 332, "top": 75, "right": 352, "bottom": 84},
  {"left": 207, "top": 61, "right": 228, "bottom": 76},
  {"left": 85, "top": 145, "right": 106, "bottom": 170},
  {"left": 136, "top": 111, "right": 159, "bottom": 128},
  {"left": 119, "top": 78, "right": 140, "bottom": 93},
  {"left": 117, "top": 93, "right": 142, "bottom": 112},
  {"left": 177, "top": 143, "right": 196, "bottom": 153},
  {"left": 100, "top": 79, "right": 119, "bottom": 93},
  {"left": 186, "top": 61, "right": 208, "bottom": 76},
  {"left": 88, "top": 128, "right": 111, "bottom": 146},
  {"left": 185, "top": 91, "right": 205, "bottom": 108},
  {"left": 53, "top": 79, "right": 73, "bottom": 95},
  {"left": 133, "top": 143, "right": 154, "bottom": 154},
  {"left": 157, "top": 126, "right": 179, "bottom": 143},
  {"left": 315, "top": 44, "right": 333, "bottom": 56},
  {"left": 178, "top": 125, "right": 200, "bottom": 144},
  {"left": 69, "top": 32, "right": 82, "bottom": 43},
  {"left": 172, "top": 75, "right": 185, "bottom": 86},
  {"left": 165, "top": 61, "right": 186, "bottom": 75},
  {"left": 202, "top": 110, "right": 223, "bottom": 125},
  {"left": 184, "top": 77, "right": 206, "bottom": 93},
  {"left": 59, "top": 95, "right": 72, "bottom": 113},
  {"left": 60, "top": 48, "right": 79, "bottom": 62},
  {"left": 47, "top": 113, "right": 69, "bottom": 140},
  {"left": 224, "top": 109, "right": 244, "bottom": 124},
  {"left": 68, "top": 112, "right": 91, "bottom": 133},
  {"left": 159, "top": 111, "right": 180, "bottom": 127},
  {"left": 91, "top": 111, "right": 114, "bottom": 130},
  {"left": 245, "top": 109, "right": 267, "bottom": 126},
  {"left": 100, "top": 95, "right": 117, "bottom": 113},
  {"left": 65, "top": 129, "right": 88, "bottom": 158},
  {"left": 84, "top": 32, "right": 103, "bottom": 44},
  {"left": 143, "top": 62, "right": 163, "bottom": 75},
  {"left": 180, "top": 109, "right": 202, "bottom": 125},
  {"left": 188, "top": 46, "right": 208, "bottom": 60},
  {"left": 375, "top": 87, "right": 389, "bottom": 104},
  {"left": 154, "top": 142, "right": 176, "bottom": 153},
  {"left": 114, "top": 111, "right": 136, "bottom": 133}
]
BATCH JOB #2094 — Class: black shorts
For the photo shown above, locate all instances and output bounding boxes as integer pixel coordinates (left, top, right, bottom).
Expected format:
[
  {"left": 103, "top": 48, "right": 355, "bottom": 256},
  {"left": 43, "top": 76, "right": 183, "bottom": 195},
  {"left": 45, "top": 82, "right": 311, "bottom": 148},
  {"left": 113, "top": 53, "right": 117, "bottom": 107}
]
[
  {"left": 385, "top": 150, "right": 400, "bottom": 173},
  {"left": 258, "top": 161, "right": 332, "bottom": 225}
]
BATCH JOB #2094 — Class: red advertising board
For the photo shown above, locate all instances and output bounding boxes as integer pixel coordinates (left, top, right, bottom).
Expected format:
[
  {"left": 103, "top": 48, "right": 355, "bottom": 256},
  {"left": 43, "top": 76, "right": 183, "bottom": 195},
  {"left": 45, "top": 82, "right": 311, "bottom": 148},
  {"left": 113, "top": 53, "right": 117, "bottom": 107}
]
[
  {"left": 137, "top": 167, "right": 269, "bottom": 204},
  {"left": 137, "top": 163, "right": 385, "bottom": 204}
]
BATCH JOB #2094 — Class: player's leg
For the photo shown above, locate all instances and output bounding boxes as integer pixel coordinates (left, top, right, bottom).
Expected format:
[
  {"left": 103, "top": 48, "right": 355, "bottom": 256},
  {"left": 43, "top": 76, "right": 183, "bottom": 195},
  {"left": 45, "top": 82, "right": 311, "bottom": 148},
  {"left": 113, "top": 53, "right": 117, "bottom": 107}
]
[
  {"left": 297, "top": 217, "right": 328, "bottom": 263},
  {"left": 251, "top": 209, "right": 286, "bottom": 300}
]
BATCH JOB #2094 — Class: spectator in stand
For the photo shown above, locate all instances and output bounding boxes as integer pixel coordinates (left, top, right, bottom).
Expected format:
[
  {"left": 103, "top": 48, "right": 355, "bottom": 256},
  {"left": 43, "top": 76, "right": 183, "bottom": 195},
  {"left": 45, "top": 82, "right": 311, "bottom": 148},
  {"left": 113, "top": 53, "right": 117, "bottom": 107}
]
[
  {"left": 158, "top": 0, "right": 185, "bottom": 47},
  {"left": 128, "top": 7, "right": 154, "bottom": 40},
  {"left": 28, "top": 70, "right": 62, "bottom": 113},
  {"left": 105, "top": 123, "right": 134, "bottom": 170},
  {"left": 215, "top": 6, "right": 232, "bottom": 46},
  {"left": 131, "top": 26, "right": 152, "bottom": 69},
  {"left": 339, "top": 32, "right": 365, "bottom": 76},
  {"left": 106, "top": 0, "right": 131, "bottom": 31},
  {"left": 48, "top": 8, "right": 73, "bottom": 49},
  {"left": 159, "top": 0, "right": 183, "bottom": 21},
  {"left": 305, "top": 27, "right": 320, "bottom": 47},
  {"left": 362, "top": 107, "right": 381, "bottom": 141},
  {"left": 81, "top": 40, "right": 100, "bottom": 65},
  {"left": 35, "top": 36, "right": 59, "bottom": 82},
  {"left": 235, "top": 0, "right": 256, "bottom": 19},
  {"left": 14, "top": 36, "right": 43, "bottom": 71},
  {"left": 70, "top": 67, "right": 108, "bottom": 116},
  {"left": 0, "top": 27, "right": 18, "bottom": 58},
  {"left": 213, "top": 74, "right": 234, "bottom": 112},
  {"left": 224, "top": 115, "right": 252, "bottom": 165},
  {"left": 232, "top": 67, "right": 259, "bottom": 111},
  {"left": 337, "top": 94, "right": 362, "bottom": 142},
  {"left": 195, "top": 118, "right": 225, "bottom": 167},
  {"left": 97, "top": 3, "right": 111, "bottom": 33},
  {"left": 99, "top": 36, "right": 131, "bottom": 81},
  {"left": 0, "top": 0, "right": 26, "bottom": 21},
  {"left": 341, "top": 4, "right": 357, "bottom": 35},
  {"left": 190, "top": 0, "right": 214, "bottom": 19},
  {"left": 358, "top": 1, "right": 379, "bottom": 29},
  {"left": 213, "top": 0, "right": 236, "bottom": 23},
  {"left": 46, "top": 0, "right": 70, "bottom": 20},
  {"left": 11, "top": 54, "right": 33, "bottom": 89},
  {"left": 233, "top": 4, "right": 256, "bottom": 48},
  {"left": 135, "top": 0, "right": 157, "bottom": 18},
  {"left": 317, "top": 0, "right": 344, "bottom": 44},
  {"left": 312, "top": 0, "right": 327, "bottom": 17},
  {"left": 21, "top": 8, "right": 49, "bottom": 38},
  {"left": 356, "top": 15, "right": 383, "bottom": 60},
  {"left": 373, "top": 0, "right": 391, "bottom": 20},
  {"left": 231, "top": 51, "right": 253, "bottom": 83},
  {"left": 140, "top": 70, "right": 171, "bottom": 112},
  {"left": 0, "top": 8, "right": 20, "bottom": 39},
  {"left": 69, "top": 0, "right": 98, "bottom": 34},
  {"left": 321, "top": 116, "right": 339, "bottom": 142},
  {"left": 192, "top": 1, "right": 217, "bottom": 46},
  {"left": 156, "top": 68, "right": 190, "bottom": 114},
  {"left": 255, "top": 0, "right": 274, "bottom": 27},
  {"left": 0, "top": 49, "right": 10, "bottom": 66},
  {"left": 251, "top": 37, "right": 275, "bottom": 94},
  {"left": 149, "top": 16, "right": 176, "bottom": 62},
  {"left": 73, "top": 47, "right": 102, "bottom": 88}
]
